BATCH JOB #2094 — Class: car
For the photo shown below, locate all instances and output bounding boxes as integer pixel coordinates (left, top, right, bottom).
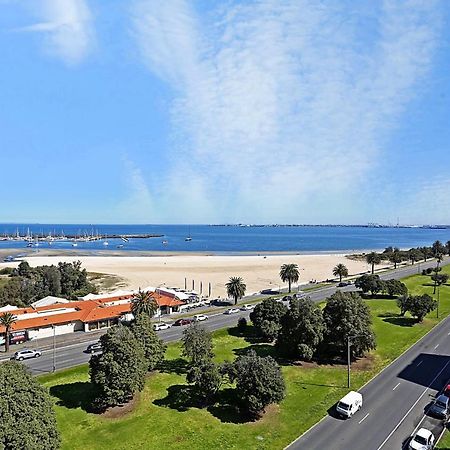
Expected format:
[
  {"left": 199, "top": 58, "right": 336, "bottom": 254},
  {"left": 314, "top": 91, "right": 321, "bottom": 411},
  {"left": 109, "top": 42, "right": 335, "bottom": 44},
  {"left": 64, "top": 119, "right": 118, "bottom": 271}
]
[
  {"left": 282, "top": 295, "right": 293, "bottom": 302},
  {"left": 335, "top": 391, "right": 363, "bottom": 418},
  {"left": 14, "top": 349, "right": 41, "bottom": 361},
  {"left": 338, "top": 281, "right": 352, "bottom": 287},
  {"left": 428, "top": 394, "right": 449, "bottom": 419},
  {"left": 86, "top": 342, "right": 102, "bottom": 353},
  {"left": 173, "top": 318, "right": 192, "bottom": 326},
  {"left": 295, "top": 291, "right": 307, "bottom": 299},
  {"left": 443, "top": 384, "right": 450, "bottom": 398},
  {"left": 409, "top": 428, "right": 435, "bottom": 450},
  {"left": 3, "top": 256, "right": 14, "bottom": 262},
  {"left": 240, "top": 304, "right": 255, "bottom": 311},
  {"left": 154, "top": 322, "right": 172, "bottom": 331},
  {"left": 193, "top": 314, "right": 208, "bottom": 321},
  {"left": 224, "top": 308, "right": 240, "bottom": 315}
]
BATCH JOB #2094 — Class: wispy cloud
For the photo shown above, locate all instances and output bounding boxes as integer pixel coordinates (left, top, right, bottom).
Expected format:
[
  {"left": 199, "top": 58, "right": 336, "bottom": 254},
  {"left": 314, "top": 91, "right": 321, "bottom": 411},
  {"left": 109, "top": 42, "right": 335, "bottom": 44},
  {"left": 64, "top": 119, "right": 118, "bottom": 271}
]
[
  {"left": 17, "top": 0, "right": 94, "bottom": 65},
  {"left": 132, "top": 0, "right": 442, "bottom": 223}
]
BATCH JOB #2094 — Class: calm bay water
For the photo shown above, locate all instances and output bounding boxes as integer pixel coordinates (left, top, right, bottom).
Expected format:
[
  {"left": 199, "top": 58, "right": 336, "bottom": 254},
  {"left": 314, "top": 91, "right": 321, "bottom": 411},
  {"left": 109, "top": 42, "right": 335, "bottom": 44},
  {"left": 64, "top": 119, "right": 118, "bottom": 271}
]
[{"left": 0, "top": 224, "right": 449, "bottom": 254}]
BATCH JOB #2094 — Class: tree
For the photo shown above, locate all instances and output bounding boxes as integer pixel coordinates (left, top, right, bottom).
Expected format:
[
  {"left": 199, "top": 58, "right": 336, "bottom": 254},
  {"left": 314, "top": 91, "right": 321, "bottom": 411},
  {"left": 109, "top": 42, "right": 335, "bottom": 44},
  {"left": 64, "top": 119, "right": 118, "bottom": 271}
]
[
  {"left": 230, "top": 350, "right": 285, "bottom": 417},
  {"left": 385, "top": 279, "right": 408, "bottom": 297},
  {"left": 322, "top": 291, "right": 376, "bottom": 358},
  {"left": 0, "top": 362, "right": 60, "bottom": 449},
  {"left": 388, "top": 250, "right": 403, "bottom": 269},
  {"left": 237, "top": 317, "right": 247, "bottom": 333},
  {"left": 397, "top": 295, "right": 412, "bottom": 316},
  {"left": 446, "top": 241, "right": 450, "bottom": 256},
  {"left": 131, "top": 288, "right": 158, "bottom": 318},
  {"left": 332, "top": 263, "right": 349, "bottom": 283},
  {"left": 408, "top": 248, "right": 422, "bottom": 265},
  {"left": 89, "top": 325, "right": 147, "bottom": 409},
  {"left": 279, "top": 264, "right": 300, "bottom": 293},
  {"left": 182, "top": 322, "right": 213, "bottom": 366},
  {"left": 421, "top": 247, "right": 433, "bottom": 262},
  {"left": 226, "top": 276, "right": 246, "bottom": 305},
  {"left": 186, "top": 360, "right": 224, "bottom": 404},
  {"left": 0, "top": 312, "right": 17, "bottom": 353},
  {"left": 431, "top": 273, "right": 449, "bottom": 294},
  {"left": 366, "top": 252, "right": 381, "bottom": 274},
  {"left": 354, "top": 274, "right": 384, "bottom": 296},
  {"left": 432, "top": 240, "right": 446, "bottom": 258},
  {"left": 130, "top": 313, "right": 166, "bottom": 371},
  {"left": 250, "top": 298, "right": 288, "bottom": 341},
  {"left": 276, "top": 297, "right": 325, "bottom": 360},
  {"left": 408, "top": 294, "right": 437, "bottom": 322}
]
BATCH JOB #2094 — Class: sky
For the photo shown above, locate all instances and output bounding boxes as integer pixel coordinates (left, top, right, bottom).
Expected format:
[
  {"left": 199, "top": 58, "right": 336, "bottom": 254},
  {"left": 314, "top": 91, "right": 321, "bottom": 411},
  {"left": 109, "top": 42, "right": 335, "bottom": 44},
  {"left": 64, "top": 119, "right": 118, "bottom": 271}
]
[{"left": 0, "top": 0, "right": 449, "bottom": 225}]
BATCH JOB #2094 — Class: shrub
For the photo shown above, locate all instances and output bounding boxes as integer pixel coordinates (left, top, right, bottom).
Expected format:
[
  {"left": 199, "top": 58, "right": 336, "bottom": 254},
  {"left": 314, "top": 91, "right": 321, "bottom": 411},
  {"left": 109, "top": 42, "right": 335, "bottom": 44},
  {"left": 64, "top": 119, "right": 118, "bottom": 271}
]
[{"left": 237, "top": 317, "right": 247, "bottom": 332}]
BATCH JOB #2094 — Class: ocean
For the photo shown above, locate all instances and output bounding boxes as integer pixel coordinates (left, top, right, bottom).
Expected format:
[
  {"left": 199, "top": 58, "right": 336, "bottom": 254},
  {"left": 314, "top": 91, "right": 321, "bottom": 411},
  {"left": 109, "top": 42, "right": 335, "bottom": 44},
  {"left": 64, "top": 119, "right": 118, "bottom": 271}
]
[{"left": 0, "top": 224, "right": 449, "bottom": 254}]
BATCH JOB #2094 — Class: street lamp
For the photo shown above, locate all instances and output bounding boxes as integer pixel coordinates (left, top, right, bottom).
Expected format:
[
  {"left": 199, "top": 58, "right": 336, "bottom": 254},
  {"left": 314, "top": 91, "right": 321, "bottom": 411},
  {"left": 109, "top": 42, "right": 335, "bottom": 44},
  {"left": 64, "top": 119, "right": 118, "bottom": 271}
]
[
  {"left": 436, "top": 283, "right": 441, "bottom": 319},
  {"left": 52, "top": 325, "right": 56, "bottom": 373}
]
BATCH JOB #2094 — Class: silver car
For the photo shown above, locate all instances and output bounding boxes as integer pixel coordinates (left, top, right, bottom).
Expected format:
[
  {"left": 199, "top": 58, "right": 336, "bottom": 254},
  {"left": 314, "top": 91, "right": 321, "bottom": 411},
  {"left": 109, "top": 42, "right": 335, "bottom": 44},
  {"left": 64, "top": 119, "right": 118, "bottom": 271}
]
[
  {"left": 429, "top": 394, "right": 449, "bottom": 419},
  {"left": 14, "top": 349, "right": 42, "bottom": 361}
]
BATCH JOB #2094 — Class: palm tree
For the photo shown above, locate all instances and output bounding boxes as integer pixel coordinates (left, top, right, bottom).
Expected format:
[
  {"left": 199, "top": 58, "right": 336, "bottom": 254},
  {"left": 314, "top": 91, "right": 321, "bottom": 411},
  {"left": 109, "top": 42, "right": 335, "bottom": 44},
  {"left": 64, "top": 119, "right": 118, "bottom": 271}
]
[
  {"left": 446, "top": 241, "right": 450, "bottom": 256},
  {"left": 131, "top": 289, "right": 158, "bottom": 318},
  {"left": 389, "top": 250, "right": 403, "bottom": 269},
  {"left": 0, "top": 312, "right": 17, "bottom": 353},
  {"left": 226, "top": 277, "right": 246, "bottom": 305},
  {"left": 279, "top": 263, "right": 300, "bottom": 293},
  {"left": 366, "top": 252, "right": 381, "bottom": 274},
  {"left": 332, "top": 263, "right": 349, "bottom": 283}
]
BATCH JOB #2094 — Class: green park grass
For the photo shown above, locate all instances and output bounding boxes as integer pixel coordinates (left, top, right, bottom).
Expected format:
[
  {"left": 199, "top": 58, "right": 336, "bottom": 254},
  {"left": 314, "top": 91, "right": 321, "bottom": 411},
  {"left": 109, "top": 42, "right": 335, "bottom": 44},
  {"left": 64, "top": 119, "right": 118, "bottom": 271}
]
[{"left": 39, "top": 266, "right": 450, "bottom": 450}]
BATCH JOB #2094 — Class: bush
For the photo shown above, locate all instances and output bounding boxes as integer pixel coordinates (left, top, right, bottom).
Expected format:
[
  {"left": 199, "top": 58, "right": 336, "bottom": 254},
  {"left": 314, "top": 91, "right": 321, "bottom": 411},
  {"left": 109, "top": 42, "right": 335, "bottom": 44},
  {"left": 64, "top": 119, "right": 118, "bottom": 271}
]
[
  {"left": 385, "top": 279, "right": 408, "bottom": 297},
  {"left": 0, "top": 267, "right": 14, "bottom": 275},
  {"left": 182, "top": 322, "right": 213, "bottom": 365},
  {"left": 408, "top": 294, "right": 437, "bottom": 322},
  {"left": 354, "top": 274, "right": 384, "bottom": 296},
  {"left": 237, "top": 317, "right": 247, "bottom": 332},
  {"left": 250, "top": 298, "right": 287, "bottom": 341}
]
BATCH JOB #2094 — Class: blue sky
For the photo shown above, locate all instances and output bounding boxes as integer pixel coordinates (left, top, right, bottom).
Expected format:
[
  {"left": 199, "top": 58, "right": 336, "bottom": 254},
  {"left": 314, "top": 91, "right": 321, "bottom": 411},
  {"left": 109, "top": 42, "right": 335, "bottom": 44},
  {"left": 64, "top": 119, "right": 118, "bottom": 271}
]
[{"left": 0, "top": 0, "right": 449, "bottom": 225}]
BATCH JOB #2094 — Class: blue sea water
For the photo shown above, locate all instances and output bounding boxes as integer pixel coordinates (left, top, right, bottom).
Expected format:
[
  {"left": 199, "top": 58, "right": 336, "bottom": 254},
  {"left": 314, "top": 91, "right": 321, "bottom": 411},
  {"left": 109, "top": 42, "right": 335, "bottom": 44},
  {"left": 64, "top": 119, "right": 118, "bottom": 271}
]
[{"left": 0, "top": 224, "right": 449, "bottom": 254}]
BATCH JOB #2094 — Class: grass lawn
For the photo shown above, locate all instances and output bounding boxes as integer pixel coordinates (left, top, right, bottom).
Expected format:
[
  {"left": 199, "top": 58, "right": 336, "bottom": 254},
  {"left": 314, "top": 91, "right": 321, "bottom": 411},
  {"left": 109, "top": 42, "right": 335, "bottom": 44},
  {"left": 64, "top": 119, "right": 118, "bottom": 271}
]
[{"left": 40, "top": 267, "right": 450, "bottom": 450}]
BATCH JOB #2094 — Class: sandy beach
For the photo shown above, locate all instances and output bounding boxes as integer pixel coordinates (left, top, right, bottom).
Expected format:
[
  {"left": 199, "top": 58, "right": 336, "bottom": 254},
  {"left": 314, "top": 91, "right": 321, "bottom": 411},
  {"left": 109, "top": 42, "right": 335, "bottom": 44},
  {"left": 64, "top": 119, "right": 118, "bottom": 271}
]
[{"left": 0, "top": 252, "right": 378, "bottom": 298}]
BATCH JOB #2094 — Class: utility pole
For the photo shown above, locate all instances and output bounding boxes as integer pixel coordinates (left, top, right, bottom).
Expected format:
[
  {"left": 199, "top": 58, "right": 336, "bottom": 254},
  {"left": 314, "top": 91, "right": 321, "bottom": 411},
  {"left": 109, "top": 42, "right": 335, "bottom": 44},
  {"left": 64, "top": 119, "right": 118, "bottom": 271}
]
[
  {"left": 437, "top": 284, "right": 441, "bottom": 319},
  {"left": 52, "top": 325, "right": 56, "bottom": 373},
  {"left": 347, "top": 337, "right": 351, "bottom": 388}
]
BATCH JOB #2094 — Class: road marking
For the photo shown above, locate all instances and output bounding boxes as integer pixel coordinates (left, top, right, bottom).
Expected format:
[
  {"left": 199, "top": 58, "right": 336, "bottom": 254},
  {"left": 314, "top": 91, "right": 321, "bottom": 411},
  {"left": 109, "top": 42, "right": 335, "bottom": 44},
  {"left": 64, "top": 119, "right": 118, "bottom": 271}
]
[
  {"left": 447, "top": 332, "right": 450, "bottom": 336},
  {"left": 392, "top": 382, "right": 401, "bottom": 391},
  {"left": 358, "top": 413, "right": 370, "bottom": 424},
  {"left": 376, "top": 359, "right": 450, "bottom": 450},
  {"left": 417, "top": 360, "right": 423, "bottom": 367},
  {"left": 435, "top": 344, "right": 440, "bottom": 350}
]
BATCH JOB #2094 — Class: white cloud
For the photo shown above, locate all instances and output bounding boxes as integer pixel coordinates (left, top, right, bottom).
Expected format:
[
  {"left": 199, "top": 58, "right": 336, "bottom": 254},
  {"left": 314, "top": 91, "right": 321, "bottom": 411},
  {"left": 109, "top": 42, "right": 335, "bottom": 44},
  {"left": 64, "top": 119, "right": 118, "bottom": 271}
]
[
  {"left": 132, "top": 0, "right": 442, "bottom": 223},
  {"left": 17, "top": 0, "right": 94, "bottom": 65}
]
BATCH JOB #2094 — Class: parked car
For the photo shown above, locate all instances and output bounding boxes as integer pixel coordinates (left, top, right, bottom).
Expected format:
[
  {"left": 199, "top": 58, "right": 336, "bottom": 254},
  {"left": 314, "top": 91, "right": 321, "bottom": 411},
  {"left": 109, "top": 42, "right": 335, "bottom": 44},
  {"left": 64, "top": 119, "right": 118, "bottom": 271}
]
[
  {"left": 335, "top": 391, "right": 363, "bottom": 418},
  {"left": 295, "top": 291, "right": 307, "bottom": 299},
  {"left": 428, "top": 394, "right": 449, "bottom": 419},
  {"left": 409, "top": 428, "right": 435, "bottom": 450},
  {"left": 193, "top": 314, "right": 208, "bottom": 322},
  {"left": 14, "top": 349, "right": 41, "bottom": 361},
  {"left": 154, "top": 322, "right": 172, "bottom": 331},
  {"left": 240, "top": 304, "right": 254, "bottom": 311},
  {"left": 9, "top": 330, "right": 28, "bottom": 345},
  {"left": 338, "top": 281, "right": 351, "bottom": 287},
  {"left": 173, "top": 318, "right": 192, "bottom": 326},
  {"left": 443, "top": 384, "right": 450, "bottom": 398},
  {"left": 282, "top": 295, "right": 293, "bottom": 302},
  {"left": 86, "top": 342, "right": 102, "bottom": 354},
  {"left": 224, "top": 308, "right": 240, "bottom": 315}
]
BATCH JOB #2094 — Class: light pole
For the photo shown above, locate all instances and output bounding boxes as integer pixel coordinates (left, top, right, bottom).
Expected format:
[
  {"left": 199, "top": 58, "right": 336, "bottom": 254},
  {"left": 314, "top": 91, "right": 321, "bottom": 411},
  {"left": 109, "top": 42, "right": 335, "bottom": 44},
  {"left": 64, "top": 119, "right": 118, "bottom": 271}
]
[
  {"left": 52, "top": 325, "right": 56, "bottom": 373},
  {"left": 437, "top": 283, "right": 441, "bottom": 319}
]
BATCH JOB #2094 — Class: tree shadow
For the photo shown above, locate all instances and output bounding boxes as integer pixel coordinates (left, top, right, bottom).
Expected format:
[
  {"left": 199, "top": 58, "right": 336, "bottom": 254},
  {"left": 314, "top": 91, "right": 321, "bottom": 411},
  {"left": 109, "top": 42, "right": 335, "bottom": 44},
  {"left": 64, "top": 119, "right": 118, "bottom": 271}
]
[
  {"left": 382, "top": 316, "right": 416, "bottom": 327},
  {"left": 233, "top": 343, "right": 276, "bottom": 359},
  {"left": 153, "top": 384, "right": 202, "bottom": 412},
  {"left": 207, "top": 388, "right": 253, "bottom": 424},
  {"left": 228, "top": 325, "right": 266, "bottom": 344},
  {"left": 158, "top": 358, "right": 189, "bottom": 375},
  {"left": 50, "top": 382, "right": 97, "bottom": 413}
]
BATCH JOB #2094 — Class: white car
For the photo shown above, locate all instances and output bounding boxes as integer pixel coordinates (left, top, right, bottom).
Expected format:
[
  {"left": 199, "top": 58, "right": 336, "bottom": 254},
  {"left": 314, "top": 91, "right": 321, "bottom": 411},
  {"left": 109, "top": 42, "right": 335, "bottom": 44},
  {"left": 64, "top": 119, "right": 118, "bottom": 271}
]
[
  {"left": 14, "top": 349, "right": 42, "bottom": 361},
  {"left": 153, "top": 323, "right": 171, "bottom": 331},
  {"left": 409, "top": 428, "right": 434, "bottom": 450},
  {"left": 224, "top": 308, "right": 240, "bottom": 315},
  {"left": 240, "top": 304, "right": 254, "bottom": 311},
  {"left": 193, "top": 314, "right": 208, "bottom": 321}
]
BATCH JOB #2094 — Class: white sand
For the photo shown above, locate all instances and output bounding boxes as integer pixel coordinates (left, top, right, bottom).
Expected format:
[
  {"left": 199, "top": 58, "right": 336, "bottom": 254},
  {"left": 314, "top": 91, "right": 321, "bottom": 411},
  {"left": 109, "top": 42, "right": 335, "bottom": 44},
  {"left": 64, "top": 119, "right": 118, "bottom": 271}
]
[{"left": 1, "top": 254, "right": 373, "bottom": 298}]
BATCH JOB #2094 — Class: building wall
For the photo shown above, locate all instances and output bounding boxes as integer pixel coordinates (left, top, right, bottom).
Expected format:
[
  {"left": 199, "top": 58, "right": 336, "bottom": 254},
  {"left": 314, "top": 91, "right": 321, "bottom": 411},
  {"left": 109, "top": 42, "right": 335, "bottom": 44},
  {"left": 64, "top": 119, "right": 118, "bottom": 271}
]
[{"left": 28, "top": 321, "right": 83, "bottom": 340}]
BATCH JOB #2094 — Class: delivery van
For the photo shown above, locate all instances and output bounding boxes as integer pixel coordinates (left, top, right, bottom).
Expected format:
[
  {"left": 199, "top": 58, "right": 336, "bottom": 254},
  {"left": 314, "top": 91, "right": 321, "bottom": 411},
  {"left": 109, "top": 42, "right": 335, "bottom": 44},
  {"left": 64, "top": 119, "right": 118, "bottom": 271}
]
[{"left": 336, "top": 391, "right": 363, "bottom": 418}]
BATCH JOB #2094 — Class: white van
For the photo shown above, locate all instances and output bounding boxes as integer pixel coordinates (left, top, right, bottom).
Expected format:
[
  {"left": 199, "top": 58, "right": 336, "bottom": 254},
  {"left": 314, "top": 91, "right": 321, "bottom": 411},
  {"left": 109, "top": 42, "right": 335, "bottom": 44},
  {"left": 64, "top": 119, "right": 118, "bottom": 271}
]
[{"left": 336, "top": 391, "right": 363, "bottom": 418}]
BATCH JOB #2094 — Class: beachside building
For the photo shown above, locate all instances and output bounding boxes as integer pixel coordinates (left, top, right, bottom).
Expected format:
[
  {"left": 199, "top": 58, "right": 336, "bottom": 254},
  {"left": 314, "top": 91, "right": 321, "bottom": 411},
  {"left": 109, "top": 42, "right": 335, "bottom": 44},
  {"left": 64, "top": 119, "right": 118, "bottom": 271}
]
[{"left": 0, "top": 289, "right": 185, "bottom": 342}]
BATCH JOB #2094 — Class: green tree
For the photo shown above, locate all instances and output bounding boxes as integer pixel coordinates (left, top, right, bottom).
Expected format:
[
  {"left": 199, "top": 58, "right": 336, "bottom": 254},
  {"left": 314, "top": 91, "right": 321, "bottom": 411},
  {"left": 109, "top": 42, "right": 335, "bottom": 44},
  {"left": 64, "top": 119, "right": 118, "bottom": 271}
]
[
  {"left": 388, "top": 250, "right": 404, "bottom": 269},
  {"left": 366, "top": 252, "right": 381, "bottom": 274},
  {"left": 131, "top": 288, "right": 158, "bottom": 318},
  {"left": 332, "top": 263, "right": 349, "bottom": 283},
  {"left": 0, "top": 362, "right": 60, "bottom": 449},
  {"left": 89, "top": 325, "right": 147, "bottom": 409},
  {"left": 322, "top": 291, "right": 376, "bottom": 358},
  {"left": 230, "top": 350, "right": 285, "bottom": 417},
  {"left": 408, "top": 248, "right": 422, "bottom": 265},
  {"left": 396, "top": 295, "right": 412, "bottom": 316},
  {"left": 432, "top": 240, "right": 446, "bottom": 258},
  {"left": 130, "top": 313, "right": 166, "bottom": 371},
  {"left": 250, "top": 298, "right": 288, "bottom": 341},
  {"left": 279, "top": 263, "right": 300, "bottom": 293},
  {"left": 408, "top": 294, "right": 437, "bottom": 322},
  {"left": 226, "top": 276, "right": 246, "bottom": 305},
  {"left": 446, "top": 241, "right": 450, "bottom": 256},
  {"left": 385, "top": 279, "right": 408, "bottom": 297},
  {"left": 186, "top": 360, "right": 224, "bottom": 404},
  {"left": 276, "top": 297, "right": 325, "bottom": 360},
  {"left": 237, "top": 317, "right": 247, "bottom": 333},
  {"left": 421, "top": 247, "right": 433, "bottom": 262},
  {"left": 431, "top": 273, "right": 449, "bottom": 294},
  {"left": 354, "top": 274, "right": 384, "bottom": 296},
  {"left": 0, "top": 312, "right": 17, "bottom": 353},
  {"left": 182, "top": 322, "right": 213, "bottom": 365}
]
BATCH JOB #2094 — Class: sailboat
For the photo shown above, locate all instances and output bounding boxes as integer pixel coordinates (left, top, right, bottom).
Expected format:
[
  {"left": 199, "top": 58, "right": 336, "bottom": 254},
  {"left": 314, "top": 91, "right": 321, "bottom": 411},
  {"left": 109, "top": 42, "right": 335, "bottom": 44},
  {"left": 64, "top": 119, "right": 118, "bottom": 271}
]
[{"left": 185, "top": 226, "right": 192, "bottom": 242}]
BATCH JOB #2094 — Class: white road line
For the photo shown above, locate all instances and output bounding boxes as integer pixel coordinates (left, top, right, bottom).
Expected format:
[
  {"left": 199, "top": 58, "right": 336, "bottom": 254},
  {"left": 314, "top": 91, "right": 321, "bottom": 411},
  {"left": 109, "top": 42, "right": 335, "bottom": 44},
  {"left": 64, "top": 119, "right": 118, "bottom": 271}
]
[
  {"left": 447, "top": 332, "right": 450, "bottom": 336},
  {"left": 376, "top": 359, "right": 450, "bottom": 450},
  {"left": 417, "top": 361, "right": 423, "bottom": 367},
  {"left": 392, "top": 382, "right": 401, "bottom": 391},
  {"left": 358, "top": 413, "right": 370, "bottom": 424},
  {"left": 435, "top": 344, "right": 440, "bottom": 350}
]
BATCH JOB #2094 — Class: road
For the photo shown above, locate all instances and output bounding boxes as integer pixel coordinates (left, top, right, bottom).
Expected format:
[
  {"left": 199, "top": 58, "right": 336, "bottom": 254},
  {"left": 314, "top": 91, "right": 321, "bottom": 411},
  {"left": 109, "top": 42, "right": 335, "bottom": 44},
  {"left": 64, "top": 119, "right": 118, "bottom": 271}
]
[{"left": 1, "top": 258, "right": 445, "bottom": 381}]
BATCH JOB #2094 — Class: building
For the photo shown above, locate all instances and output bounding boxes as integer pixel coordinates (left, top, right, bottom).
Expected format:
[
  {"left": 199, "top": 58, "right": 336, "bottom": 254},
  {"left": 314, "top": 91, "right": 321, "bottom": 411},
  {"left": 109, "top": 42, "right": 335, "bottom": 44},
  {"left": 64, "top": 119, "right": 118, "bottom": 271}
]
[{"left": 0, "top": 289, "right": 185, "bottom": 342}]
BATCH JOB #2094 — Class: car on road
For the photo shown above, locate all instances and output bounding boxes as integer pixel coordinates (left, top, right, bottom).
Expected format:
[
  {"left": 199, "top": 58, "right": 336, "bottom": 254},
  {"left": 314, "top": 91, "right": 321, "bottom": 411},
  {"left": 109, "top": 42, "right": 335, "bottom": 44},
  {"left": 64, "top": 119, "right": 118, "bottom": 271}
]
[
  {"left": 338, "top": 281, "right": 352, "bottom": 287},
  {"left": 335, "top": 391, "right": 363, "bottom": 418},
  {"left": 86, "top": 342, "right": 102, "bottom": 354},
  {"left": 295, "top": 291, "right": 307, "bottom": 299},
  {"left": 224, "top": 308, "right": 240, "bottom": 315},
  {"left": 3, "top": 256, "right": 14, "bottom": 262},
  {"left": 173, "top": 318, "right": 193, "bottom": 326},
  {"left": 154, "top": 322, "right": 172, "bottom": 331},
  {"left": 240, "top": 304, "right": 254, "bottom": 311},
  {"left": 443, "top": 384, "right": 450, "bottom": 398},
  {"left": 14, "top": 349, "right": 42, "bottom": 361},
  {"left": 409, "top": 428, "right": 435, "bottom": 450},
  {"left": 282, "top": 295, "right": 293, "bottom": 302},
  {"left": 193, "top": 314, "right": 208, "bottom": 321},
  {"left": 428, "top": 394, "right": 449, "bottom": 419}
]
